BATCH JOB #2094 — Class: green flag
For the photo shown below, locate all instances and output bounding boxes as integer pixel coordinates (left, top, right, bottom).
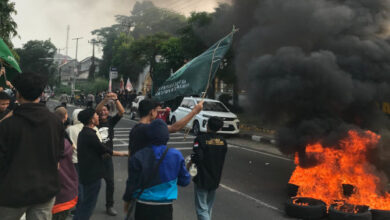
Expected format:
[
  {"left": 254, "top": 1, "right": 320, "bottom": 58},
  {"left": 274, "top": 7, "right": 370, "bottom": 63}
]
[
  {"left": 0, "top": 38, "right": 22, "bottom": 73},
  {"left": 153, "top": 28, "right": 236, "bottom": 102}
]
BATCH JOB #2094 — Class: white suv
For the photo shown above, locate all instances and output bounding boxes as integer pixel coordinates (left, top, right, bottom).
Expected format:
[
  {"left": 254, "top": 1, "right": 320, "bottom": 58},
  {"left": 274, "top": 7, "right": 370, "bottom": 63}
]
[{"left": 170, "top": 97, "right": 240, "bottom": 135}]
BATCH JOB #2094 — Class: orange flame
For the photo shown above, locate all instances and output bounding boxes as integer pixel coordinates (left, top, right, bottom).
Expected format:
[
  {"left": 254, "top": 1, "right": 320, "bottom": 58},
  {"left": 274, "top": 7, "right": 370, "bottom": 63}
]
[{"left": 289, "top": 130, "right": 390, "bottom": 210}]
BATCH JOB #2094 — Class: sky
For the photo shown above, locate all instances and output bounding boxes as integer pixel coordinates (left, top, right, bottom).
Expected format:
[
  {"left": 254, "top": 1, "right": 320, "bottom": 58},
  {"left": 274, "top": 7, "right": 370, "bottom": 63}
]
[{"left": 11, "top": 0, "right": 225, "bottom": 61}]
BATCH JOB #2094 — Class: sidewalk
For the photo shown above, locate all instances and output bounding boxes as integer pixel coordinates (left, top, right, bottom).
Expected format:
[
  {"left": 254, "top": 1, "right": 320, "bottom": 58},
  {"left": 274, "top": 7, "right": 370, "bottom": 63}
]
[{"left": 238, "top": 128, "right": 276, "bottom": 145}]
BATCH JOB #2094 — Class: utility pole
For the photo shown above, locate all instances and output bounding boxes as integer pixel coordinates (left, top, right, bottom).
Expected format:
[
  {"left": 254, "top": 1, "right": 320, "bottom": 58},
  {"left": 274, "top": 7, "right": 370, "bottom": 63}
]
[
  {"left": 88, "top": 39, "right": 98, "bottom": 80},
  {"left": 65, "top": 25, "right": 70, "bottom": 56},
  {"left": 71, "top": 37, "right": 83, "bottom": 97}
]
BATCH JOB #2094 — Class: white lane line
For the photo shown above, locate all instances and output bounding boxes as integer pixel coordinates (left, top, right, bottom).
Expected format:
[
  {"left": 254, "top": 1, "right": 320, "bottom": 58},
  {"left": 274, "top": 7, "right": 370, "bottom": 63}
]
[
  {"left": 120, "top": 140, "right": 127, "bottom": 145},
  {"left": 219, "top": 184, "right": 283, "bottom": 213},
  {"left": 228, "top": 144, "right": 292, "bottom": 162},
  {"left": 169, "top": 136, "right": 194, "bottom": 140},
  {"left": 115, "top": 131, "right": 131, "bottom": 133},
  {"left": 114, "top": 142, "right": 194, "bottom": 147},
  {"left": 168, "top": 142, "right": 194, "bottom": 145},
  {"left": 114, "top": 144, "right": 129, "bottom": 147},
  {"left": 114, "top": 128, "right": 132, "bottom": 130}
]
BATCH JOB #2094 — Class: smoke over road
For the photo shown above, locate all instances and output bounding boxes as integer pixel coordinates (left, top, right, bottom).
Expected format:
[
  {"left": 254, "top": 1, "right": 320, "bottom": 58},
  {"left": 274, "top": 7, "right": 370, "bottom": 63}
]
[{"left": 221, "top": 0, "right": 390, "bottom": 164}]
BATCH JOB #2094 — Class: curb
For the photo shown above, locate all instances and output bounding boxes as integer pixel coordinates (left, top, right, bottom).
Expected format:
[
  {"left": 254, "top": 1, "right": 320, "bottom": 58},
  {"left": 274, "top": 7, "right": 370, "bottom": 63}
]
[{"left": 239, "top": 133, "right": 276, "bottom": 145}]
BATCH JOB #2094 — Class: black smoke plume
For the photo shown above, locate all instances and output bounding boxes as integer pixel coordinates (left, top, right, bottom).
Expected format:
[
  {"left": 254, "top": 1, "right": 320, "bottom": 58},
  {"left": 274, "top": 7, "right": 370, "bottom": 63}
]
[{"left": 213, "top": 0, "right": 390, "bottom": 166}]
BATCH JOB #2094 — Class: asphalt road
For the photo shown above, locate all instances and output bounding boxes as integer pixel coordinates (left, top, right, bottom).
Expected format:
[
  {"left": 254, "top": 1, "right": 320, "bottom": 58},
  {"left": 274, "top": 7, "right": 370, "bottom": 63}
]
[{"left": 47, "top": 100, "right": 297, "bottom": 220}]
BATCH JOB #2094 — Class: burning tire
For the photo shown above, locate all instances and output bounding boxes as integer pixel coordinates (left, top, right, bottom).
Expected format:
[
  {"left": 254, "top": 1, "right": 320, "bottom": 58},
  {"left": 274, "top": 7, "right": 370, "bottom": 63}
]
[
  {"left": 285, "top": 197, "right": 327, "bottom": 219},
  {"left": 329, "top": 203, "right": 372, "bottom": 220},
  {"left": 287, "top": 183, "right": 299, "bottom": 197},
  {"left": 371, "top": 209, "right": 390, "bottom": 220}
]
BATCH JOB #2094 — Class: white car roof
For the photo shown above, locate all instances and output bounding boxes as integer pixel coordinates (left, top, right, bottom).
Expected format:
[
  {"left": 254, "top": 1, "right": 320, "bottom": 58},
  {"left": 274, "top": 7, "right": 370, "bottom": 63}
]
[{"left": 183, "top": 97, "right": 219, "bottom": 103}]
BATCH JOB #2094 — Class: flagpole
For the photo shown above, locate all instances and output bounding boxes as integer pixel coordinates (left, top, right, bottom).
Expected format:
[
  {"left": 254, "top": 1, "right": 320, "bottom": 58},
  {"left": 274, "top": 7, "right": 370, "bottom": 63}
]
[{"left": 183, "top": 26, "right": 238, "bottom": 140}]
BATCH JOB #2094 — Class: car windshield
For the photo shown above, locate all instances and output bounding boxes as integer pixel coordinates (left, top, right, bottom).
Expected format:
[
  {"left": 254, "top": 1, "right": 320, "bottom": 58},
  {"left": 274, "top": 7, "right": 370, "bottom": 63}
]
[{"left": 203, "top": 101, "right": 229, "bottom": 112}]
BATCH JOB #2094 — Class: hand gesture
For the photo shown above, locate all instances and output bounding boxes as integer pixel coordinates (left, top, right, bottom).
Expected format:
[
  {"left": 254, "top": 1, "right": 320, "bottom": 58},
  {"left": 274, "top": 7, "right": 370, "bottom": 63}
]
[
  {"left": 111, "top": 92, "right": 118, "bottom": 100},
  {"left": 193, "top": 100, "right": 204, "bottom": 114},
  {"left": 105, "top": 92, "right": 117, "bottom": 100}
]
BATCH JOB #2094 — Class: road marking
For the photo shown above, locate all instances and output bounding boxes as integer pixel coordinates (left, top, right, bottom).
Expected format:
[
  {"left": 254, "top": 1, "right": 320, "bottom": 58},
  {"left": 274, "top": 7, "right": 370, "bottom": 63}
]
[
  {"left": 115, "top": 130, "right": 131, "bottom": 133},
  {"left": 219, "top": 184, "right": 283, "bottom": 213},
  {"left": 115, "top": 134, "right": 131, "bottom": 137},
  {"left": 168, "top": 136, "right": 194, "bottom": 140},
  {"left": 114, "top": 142, "right": 194, "bottom": 147},
  {"left": 167, "top": 141, "right": 194, "bottom": 145},
  {"left": 114, "top": 128, "right": 132, "bottom": 130},
  {"left": 228, "top": 144, "right": 292, "bottom": 161},
  {"left": 114, "top": 144, "right": 128, "bottom": 147}
]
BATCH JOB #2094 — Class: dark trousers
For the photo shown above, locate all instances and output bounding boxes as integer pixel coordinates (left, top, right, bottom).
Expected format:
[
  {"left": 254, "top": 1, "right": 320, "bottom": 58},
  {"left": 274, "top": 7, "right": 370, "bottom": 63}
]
[
  {"left": 73, "top": 179, "right": 101, "bottom": 220},
  {"left": 103, "top": 157, "right": 114, "bottom": 208},
  {"left": 74, "top": 163, "right": 84, "bottom": 211},
  {"left": 135, "top": 202, "right": 173, "bottom": 220},
  {"left": 53, "top": 210, "right": 70, "bottom": 220}
]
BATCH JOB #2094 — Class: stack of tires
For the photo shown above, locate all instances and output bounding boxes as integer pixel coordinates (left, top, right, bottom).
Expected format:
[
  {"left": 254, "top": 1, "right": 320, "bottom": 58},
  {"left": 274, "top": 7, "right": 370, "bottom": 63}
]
[
  {"left": 284, "top": 184, "right": 390, "bottom": 220},
  {"left": 328, "top": 203, "right": 371, "bottom": 220},
  {"left": 285, "top": 197, "right": 327, "bottom": 219}
]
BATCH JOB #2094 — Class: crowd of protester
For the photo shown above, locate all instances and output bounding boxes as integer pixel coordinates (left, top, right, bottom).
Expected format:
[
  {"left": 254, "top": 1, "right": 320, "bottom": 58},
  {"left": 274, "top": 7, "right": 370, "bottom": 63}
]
[
  {"left": 60, "top": 90, "right": 137, "bottom": 114},
  {"left": 0, "top": 72, "right": 228, "bottom": 220}
]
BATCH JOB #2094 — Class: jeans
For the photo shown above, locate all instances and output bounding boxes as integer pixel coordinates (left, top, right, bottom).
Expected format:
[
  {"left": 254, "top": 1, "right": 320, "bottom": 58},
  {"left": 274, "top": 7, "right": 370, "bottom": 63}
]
[
  {"left": 103, "top": 156, "right": 114, "bottom": 208},
  {"left": 73, "top": 179, "right": 101, "bottom": 220},
  {"left": 135, "top": 202, "right": 173, "bottom": 220},
  {"left": 194, "top": 184, "right": 216, "bottom": 220},
  {"left": 0, "top": 197, "right": 55, "bottom": 220}
]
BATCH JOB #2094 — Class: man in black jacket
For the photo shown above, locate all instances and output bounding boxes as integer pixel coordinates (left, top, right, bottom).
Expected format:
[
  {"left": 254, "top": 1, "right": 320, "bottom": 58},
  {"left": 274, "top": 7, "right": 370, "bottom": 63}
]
[
  {"left": 95, "top": 92, "right": 125, "bottom": 216},
  {"left": 73, "top": 108, "right": 127, "bottom": 220},
  {"left": 0, "top": 72, "right": 64, "bottom": 220},
  {"left": 191, "top": 117, "right": 227, "bottom": 220}
]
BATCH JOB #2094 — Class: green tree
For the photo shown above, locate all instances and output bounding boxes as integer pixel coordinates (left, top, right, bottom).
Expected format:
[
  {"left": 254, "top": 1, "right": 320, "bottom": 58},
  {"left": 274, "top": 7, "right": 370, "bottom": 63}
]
[
  {"left": 127, "top": 33, "right": 171, "bottom": 81},
  {"left": 92, "top": 25, "right": 122, "bottom": 78},
  {"left": 0, "top": 0, "right": 18, "bottom": 46},
  {"left": 177, "top": 12, "right": 211, "bottom": 60},
  {"left": 116, "top": 1, "right": 186, "bottom": 39},
  {"left": 111, "top": 33, "right": 143, "bottom": 82},
  {"left": 15, "top": 40, "right": 57, "bottom": 83},
  {"left": 92, "top": 1, "right": 187, "bottom": 79}
]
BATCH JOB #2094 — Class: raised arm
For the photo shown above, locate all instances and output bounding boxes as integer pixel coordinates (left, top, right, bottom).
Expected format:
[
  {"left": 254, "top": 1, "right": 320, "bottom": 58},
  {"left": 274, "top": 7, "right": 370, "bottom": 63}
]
[
  {"left": 168, "top": 100, "right": 204, "bottom": 133},
  {"left": 112, "top": 93, "right": 125, "bottom": 117}
]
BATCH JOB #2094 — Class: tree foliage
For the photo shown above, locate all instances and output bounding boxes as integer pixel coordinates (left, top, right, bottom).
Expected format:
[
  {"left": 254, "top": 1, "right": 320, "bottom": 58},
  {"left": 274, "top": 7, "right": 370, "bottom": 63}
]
[
  {"left": 92, "top": 1, "right": 237, "bottom": 96},
  {"left": 116, "top": 1, "right": 186, "bottom": 39},
  {"left": 0, "top": 0, "right": 18, "bottom": 46},
  {"left": 15, "top": 40, "right": 57, "bottom": 83}
]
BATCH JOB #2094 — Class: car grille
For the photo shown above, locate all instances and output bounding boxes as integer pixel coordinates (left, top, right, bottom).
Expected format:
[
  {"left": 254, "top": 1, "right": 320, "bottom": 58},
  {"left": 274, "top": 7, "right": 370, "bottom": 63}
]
[{"left": 221, "top": 125, "right": 236, "bottom": 131}]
